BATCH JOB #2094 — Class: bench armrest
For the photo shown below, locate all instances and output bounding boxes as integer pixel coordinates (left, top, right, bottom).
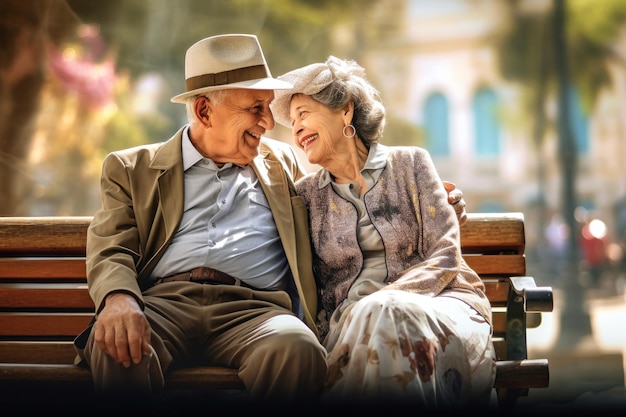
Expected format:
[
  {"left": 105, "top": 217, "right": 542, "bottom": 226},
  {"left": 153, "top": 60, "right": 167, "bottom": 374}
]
[{"left": 509, "top": 276, "right": 554, "bottom": 313}]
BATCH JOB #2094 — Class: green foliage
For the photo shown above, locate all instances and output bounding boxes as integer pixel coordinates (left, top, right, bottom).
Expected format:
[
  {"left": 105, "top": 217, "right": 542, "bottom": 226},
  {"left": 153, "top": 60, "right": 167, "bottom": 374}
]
[
  {"left": 567, "top": 0, "right": 626, "bottom": 113},
  {"left": 496, "top": 0, "right": 626, "bottom": 114},
  {"left": 65, "top": 0, "right": 358, "bottom": 78},
  {"left": 569, "top": 0, "right": 626, "bottom": 44},
  {"left": 382, "top": 116, "right": 424, "bottom": 147}
]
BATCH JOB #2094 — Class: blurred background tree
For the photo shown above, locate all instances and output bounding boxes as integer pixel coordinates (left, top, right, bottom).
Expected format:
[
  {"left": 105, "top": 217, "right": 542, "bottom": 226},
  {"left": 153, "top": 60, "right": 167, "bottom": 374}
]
[
  {"left": 1, "top": 0, "right": 625, "bottom": 224},
  {"left": 0, "top": 0, "right": 78, "bottom": 215},
  {"left": 1, "top": 0, "right": 378, "bottom": 215},
  {"left": 494, "top": 0, "right": 626, "bottom": 346}
]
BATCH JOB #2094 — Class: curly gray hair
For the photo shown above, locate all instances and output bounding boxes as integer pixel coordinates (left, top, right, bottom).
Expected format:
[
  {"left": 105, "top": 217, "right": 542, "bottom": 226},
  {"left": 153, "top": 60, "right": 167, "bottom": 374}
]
[{"left": 272, "top": 56, "right": 386, "bottom": 147}]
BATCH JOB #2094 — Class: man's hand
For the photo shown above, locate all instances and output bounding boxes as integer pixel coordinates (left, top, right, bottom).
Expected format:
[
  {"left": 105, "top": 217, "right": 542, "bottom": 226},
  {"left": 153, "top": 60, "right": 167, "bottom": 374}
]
[
  {"left": 443, "top": 181, "right": 467, "bottom": 226},
  {"left": 93, "top": 292, "right": 152, "bottom": 368}
]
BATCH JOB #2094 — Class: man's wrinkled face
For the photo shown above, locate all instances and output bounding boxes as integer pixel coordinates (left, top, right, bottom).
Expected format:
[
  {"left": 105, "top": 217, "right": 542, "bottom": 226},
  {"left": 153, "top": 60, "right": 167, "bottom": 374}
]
[{"left": 207, "top": 89, "right": 276, "bottom": 165}]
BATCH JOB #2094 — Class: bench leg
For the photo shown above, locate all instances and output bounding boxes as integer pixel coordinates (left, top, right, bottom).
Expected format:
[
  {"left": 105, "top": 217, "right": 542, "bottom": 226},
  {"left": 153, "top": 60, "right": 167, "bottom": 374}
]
[{"left": 496, "top": 387, "right": 528, "bottom": 409}]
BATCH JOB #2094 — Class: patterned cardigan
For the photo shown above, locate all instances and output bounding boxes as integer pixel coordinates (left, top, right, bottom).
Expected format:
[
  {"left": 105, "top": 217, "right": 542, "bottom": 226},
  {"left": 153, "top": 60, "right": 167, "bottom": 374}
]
[{"left": 296, "top": 144, "right": 492, "bottom": 340}]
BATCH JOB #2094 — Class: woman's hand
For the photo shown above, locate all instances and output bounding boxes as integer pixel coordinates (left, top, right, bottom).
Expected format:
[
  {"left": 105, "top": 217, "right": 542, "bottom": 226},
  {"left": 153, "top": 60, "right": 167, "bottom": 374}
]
[{"left": 443, "top": 181, "right": 467, "bottom": 226}]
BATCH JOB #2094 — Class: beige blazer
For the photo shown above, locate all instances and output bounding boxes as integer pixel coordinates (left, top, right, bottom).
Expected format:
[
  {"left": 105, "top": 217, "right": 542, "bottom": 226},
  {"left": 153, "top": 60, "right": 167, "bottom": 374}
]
[{"left": 84, "top": 127, "right": 319, "bottom": 337}]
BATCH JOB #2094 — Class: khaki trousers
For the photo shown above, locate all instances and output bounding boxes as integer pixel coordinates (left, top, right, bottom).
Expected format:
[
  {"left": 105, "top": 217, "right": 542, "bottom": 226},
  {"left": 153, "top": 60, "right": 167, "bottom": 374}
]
[{"left": 77, "top": 282, "right": 327, "bottom": 403}]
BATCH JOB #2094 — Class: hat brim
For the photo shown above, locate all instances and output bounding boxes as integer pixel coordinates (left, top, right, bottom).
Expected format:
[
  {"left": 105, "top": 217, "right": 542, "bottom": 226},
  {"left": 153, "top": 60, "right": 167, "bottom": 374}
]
[
  {"left": 270, "top": 62, "right": 332, "bottom": 127},
  {"left": 170, "top": 77, "right": 293, "bottom": 103},
  {"left": 271, "top": 90, "right": 295, "bottom": 128}
]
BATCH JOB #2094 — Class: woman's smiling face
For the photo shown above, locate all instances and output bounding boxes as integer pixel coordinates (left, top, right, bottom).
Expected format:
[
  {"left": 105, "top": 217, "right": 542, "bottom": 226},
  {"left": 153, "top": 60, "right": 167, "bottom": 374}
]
[{"left": 288, "top": 93, "right": 347, "bottom": 166}]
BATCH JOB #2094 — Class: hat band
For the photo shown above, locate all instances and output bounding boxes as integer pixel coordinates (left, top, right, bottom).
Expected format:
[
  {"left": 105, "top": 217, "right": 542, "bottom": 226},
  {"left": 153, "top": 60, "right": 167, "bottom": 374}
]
[{"left": 185, "top": 65, "right": 268, "bottom": 91}]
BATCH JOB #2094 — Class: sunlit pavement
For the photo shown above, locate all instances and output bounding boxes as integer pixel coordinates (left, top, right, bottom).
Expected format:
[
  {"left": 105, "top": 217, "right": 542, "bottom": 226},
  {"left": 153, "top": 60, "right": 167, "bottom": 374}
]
[{"left": 509, "top": 287, "right": 626, "bottom": 415}]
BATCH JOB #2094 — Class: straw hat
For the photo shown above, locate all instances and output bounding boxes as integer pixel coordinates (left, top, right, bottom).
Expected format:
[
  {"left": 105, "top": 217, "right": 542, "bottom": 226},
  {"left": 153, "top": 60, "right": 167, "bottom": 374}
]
[{"left": 170, "top": 34, "right": 293, "bottom": 103}]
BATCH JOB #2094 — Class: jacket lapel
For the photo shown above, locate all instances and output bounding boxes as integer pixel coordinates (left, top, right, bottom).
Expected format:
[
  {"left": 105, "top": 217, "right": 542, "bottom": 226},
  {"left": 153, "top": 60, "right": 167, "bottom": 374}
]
[{"left": 252, "top": 152, "right": 296, "bottom": 248}]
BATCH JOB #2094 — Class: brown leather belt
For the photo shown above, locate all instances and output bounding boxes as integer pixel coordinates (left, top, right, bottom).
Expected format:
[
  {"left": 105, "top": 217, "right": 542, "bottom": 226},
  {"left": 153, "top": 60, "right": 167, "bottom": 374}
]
[{"left": 155, "top": 267, "right": 245, "bottom": 287}]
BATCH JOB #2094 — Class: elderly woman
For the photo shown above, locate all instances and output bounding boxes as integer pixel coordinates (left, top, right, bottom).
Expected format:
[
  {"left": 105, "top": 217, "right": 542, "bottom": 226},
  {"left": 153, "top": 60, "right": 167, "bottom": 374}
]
[{"left": 270, "top": 56, "right": 495, "bottom": 409}]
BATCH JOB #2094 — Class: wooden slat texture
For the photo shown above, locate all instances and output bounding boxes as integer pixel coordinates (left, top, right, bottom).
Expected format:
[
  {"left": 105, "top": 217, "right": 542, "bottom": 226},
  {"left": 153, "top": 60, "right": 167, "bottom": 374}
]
[
  {"left": 0, "top": 258, "right": 86, "bottom": 280},
  {"left": 0, "top": 284, "right": 93, "bottom": 309},
  {"left": 483, "top": 281, "right": 510, "bottom": 306},
  {"left": 0, "top": 301, "right": 540, "bottom": 340},
  {"left": 0, "top": 341, "right": 78, "bottom": 364},
  {"left": 0, "top": 358, "right": 547, "bottom": 390},
  {"left": 0, "top": 281, "right": 524, "bottom": 311},
  {"left": 0, "top": 281, "right": 516, "bottom": 311},
  {"left": 460, "top": 212, "right": 525, "bottom": 254},
  {"left": 0, "top": 214, "right": 525, "bottom": 255},
  {"left": 0, "top": 363, "right": 245, "bottom": 389},
  {"left": 463, "top": 254, "right": 526, "bottom": 276},
  {"left": 0, "top": 216, "right": 91, "bottom": 255},
  {"left": 0, "top": 313, "right": 92, "bottom": 337}
]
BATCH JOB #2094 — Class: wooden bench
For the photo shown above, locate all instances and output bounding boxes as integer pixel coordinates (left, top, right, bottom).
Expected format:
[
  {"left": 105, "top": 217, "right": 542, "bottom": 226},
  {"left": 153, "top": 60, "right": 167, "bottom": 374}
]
[{"left": 0, "top": 213, "right": 553, "bottom": 409}]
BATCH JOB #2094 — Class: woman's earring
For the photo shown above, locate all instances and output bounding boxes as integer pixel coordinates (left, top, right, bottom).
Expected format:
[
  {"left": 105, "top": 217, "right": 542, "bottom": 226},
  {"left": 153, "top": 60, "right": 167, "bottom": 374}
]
[{"left": 342, "top": 124, "right": 356, "bottom": 138}]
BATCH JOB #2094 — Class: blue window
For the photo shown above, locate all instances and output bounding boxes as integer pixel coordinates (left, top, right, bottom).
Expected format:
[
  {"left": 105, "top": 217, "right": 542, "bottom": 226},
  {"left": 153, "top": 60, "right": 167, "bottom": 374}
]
[
  {"left": 423, "top": 92, "right": 450, "bottom": 156},
  {"left": 472, "top": 88, "right": 500, "bottom": 156},
  {"left": 568, "top": 87, "right": 589, "bottom": 154}
]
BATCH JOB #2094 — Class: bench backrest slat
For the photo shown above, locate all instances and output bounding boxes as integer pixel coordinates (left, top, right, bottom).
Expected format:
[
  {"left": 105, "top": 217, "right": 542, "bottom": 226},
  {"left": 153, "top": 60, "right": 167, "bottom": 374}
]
[
  {"left": 460, "top": 213, "right": 525, "bottom": 254},
  {"left": 0, "top": 216, "right": 91, "bottom": 255},
  {"left": 0, "top": 284, "right": 92, "bottom": 309},
  {"left": 0, "top": 313, "right": 92, "bottom": 337},
  {"left": 0, "top": 341, "right": 78, "bottom": 364},
  {"left": 0, "top": 213, "right": 525, "bottom": 255},
  {"left": 0, "top": 259, "right": 87, "bottom": 279}
]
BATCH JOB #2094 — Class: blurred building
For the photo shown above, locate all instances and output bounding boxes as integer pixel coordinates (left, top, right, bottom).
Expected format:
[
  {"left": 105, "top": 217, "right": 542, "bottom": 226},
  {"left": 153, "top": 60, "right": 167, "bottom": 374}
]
[{"left": 333, "top": 0, "right": 626, "bottom": 248}]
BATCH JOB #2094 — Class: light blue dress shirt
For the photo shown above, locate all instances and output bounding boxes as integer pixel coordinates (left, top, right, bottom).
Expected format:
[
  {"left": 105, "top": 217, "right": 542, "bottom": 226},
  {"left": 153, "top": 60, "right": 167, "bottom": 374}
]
[{"left": 150, "top": 127, "right": 290, "bottom": 291}]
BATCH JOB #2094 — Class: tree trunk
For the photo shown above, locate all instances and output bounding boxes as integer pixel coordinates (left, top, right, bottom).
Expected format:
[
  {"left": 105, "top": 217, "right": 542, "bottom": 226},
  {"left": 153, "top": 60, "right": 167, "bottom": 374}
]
[
  {"left": 552, "top": 0, "right": 590, "bottom": 348},
  {"left": 0, "top": 0, "right": 77, "bottom": 215}
]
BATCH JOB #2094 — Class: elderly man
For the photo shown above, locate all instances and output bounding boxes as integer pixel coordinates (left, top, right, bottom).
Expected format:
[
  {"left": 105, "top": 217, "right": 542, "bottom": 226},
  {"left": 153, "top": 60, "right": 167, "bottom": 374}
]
[{"left": 74, "top": 34, "right": 326, "bottom": 404}]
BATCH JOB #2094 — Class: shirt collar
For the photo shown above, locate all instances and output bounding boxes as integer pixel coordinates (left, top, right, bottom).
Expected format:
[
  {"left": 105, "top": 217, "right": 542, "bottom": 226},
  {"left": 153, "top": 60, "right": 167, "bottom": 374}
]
[
  {"left": 318, "top": 142, "right": 388, "bottom": 188},
  {"left": 182, "top": 126, "right": 204, "bottom": 171},
  {"left": 182, "top": 125, "right": 245, "bottom": 171}
]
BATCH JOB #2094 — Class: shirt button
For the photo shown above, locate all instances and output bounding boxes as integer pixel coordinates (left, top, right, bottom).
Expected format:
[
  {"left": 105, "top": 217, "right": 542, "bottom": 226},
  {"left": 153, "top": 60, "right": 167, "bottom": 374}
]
[
  {"left": 221, "top": 199, "right": 226, "bottom": 204},
  {"left": 211, "top": 223, "right": 216, "bottom": 228}
]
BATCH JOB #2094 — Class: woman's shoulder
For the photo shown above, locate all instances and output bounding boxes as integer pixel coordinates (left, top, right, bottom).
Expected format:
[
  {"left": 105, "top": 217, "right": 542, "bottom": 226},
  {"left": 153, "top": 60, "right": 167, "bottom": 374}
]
[
  {"left": 383, "top": 145, "right": 432, "bottom": 167},
  {"left": 295, "top": 170, "right": 322, "bottom": 192}
]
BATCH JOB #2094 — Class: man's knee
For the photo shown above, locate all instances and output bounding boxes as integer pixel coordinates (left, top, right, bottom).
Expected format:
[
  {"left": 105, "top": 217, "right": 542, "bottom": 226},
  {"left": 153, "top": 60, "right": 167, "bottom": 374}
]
[{"left": 86, "top": 343, "right": 165, "bottom": 393}]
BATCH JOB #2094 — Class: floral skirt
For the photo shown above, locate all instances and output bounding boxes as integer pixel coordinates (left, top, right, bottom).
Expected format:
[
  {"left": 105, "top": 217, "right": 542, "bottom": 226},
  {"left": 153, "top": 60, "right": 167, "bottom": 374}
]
[{"left": 322, "top": 289, "right": 496, "bottom": 409}]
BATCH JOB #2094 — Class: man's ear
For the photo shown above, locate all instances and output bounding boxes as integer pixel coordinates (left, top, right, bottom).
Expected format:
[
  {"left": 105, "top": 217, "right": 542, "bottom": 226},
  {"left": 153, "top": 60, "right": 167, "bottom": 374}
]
[{"left": 195, "top": 96, "right": 211, "bottom": 127}]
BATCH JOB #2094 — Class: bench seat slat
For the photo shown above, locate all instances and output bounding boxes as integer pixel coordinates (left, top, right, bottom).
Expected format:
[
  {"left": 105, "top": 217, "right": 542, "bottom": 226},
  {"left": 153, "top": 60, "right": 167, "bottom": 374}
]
[
  {"left": 0, "top": 360, "right": 548, "bottom": 390},
  {"left": 0, "top": 313, "right": 92, "bottom": 337},
  {"left": 0, "top": 363, "right": 245, "bottom": 389}
]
